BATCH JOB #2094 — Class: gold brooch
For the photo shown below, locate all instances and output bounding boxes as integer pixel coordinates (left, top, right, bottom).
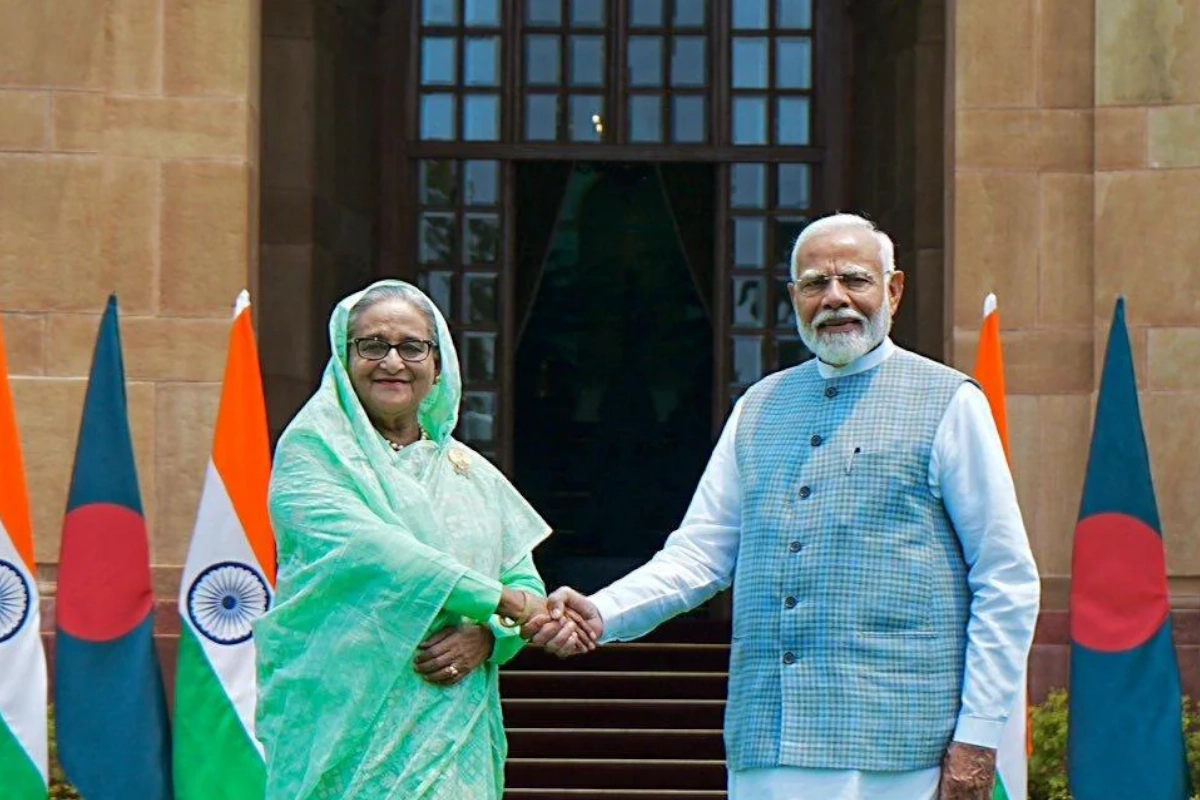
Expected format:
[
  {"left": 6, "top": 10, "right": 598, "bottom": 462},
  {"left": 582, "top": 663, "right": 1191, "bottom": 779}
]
[{"left": 448, "top": 448, "right": 470, "bottom": 476}]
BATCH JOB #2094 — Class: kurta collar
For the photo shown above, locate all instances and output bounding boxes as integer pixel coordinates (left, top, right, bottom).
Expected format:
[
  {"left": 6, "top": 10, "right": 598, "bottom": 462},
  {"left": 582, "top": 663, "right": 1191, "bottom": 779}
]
[{"left": 816, "top": 337, "right": 897, "bottom": 380}]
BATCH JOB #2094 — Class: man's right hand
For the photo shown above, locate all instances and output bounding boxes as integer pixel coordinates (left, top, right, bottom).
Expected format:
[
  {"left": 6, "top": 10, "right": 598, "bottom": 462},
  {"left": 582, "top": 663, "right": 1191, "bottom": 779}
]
[{"left": 522, "top": 586, "right": 604, "bottom": 658}]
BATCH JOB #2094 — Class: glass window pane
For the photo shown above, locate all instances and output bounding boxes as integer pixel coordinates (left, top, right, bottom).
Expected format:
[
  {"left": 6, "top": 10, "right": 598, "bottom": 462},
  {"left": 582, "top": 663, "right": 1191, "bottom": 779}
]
[
  {"left": 732, "top": 96, "right": 767, "bottom": 145},
  {"left": 674, "top": 0, "right": 706, "bottom": 27},
  {"left": 465, "top": 37, "right": 500, "bottom": 86},
  {"left": 777, "top": 337, "right": 813, "bottom": 368},
  {"left": 422, "top": 0, "right": 458, "bottom": 25},
  {"left": 463, "top": 94, "right": 500, "bottom": 141},
  {"left": 777, "top": 37, "right": 812, "bottom": 89},
  {"left": 463, "top": 273, "right": 499, "bottom": 323},
  {"left": 777, "top": 164, "right": 811, "bottom": 209},
  {"left": 731, "top": 163, "right": 766, "bottom": 208},
  {"left": 777, "top": 96, "right": 811, "bottom": 145},
  {"left": 419, "top": 212, "right": 457, "bottom": 263},
  {"left": 629, "top": 95, "right": 663, "bottom": 142},
  {"left": 775, "top": 217, "right": 807, "bottom": 272},
  {"left": 733, "top": 217, "right": 765, "bottom": 268},
  {"left": 732, "top": 276, "right": 765, "bottom": 328},
  {"left": 421, "top": 37, "right": 457, "bottom": 86},
  {"left": 464, "top": 160, "right": 499, "bottom": 205},
  {"left": 526, "top": 35, "right": 561, "bottom": 86},
  {"left": 571, "top": 0, "right": 605, "bottom": 25},
  {"left": 525, "top": 94, "right": 559, "bottom": 140},
  {"left": 527, "top": 0, "right": 561, "bottom": 25},
  {"left": 775, "top": 278, "right": 797, "bottom": 329},
  {"left": 671, "top": 37, "right": 706, "bottom": 87},
  {"left": 465, "top": 0, "right": 500, "bottom": 26},
  {"left": 465, "top": 213, "right": 501, "bottom": 263},
  {"left": 421, "top": 270, "right": 455, "bottom": 317},
  {"left": 732, "top": 38, "right": 769, "bottom": 89},
  {"left": 464, "top": 332, "right": 497, "bottom": 382},
  {"left": 570, "top": 35, "right": 605, "bottom": 86},
  {"left": 461, "top": 391, "right": 497, "bottom": 443},
  {"left": 569, "top": 94, "right": 604, "bottom": 141},
  {"left": 777, "top": 0, "right": 813, "bottom": 29},
  {"left": 628, "top": 36, "right": 663, "bottom": 87},
  {"left": 630, "top": 0, "right": 663, "bottom": 27},
  {"left": 420, "top": 94, "right": 457, "bottom": 140},
  {"left": 672, "top": 96, "right": 706, "bottom": 143},
  {"left": 732, "top": 0, "right": 768, "bottom": 29},
  {"left": 732, "top": 335, "right": 764, "bottom": 384},
  {"left": 420, "top": 160, "right": 457, "bottom": 205}
]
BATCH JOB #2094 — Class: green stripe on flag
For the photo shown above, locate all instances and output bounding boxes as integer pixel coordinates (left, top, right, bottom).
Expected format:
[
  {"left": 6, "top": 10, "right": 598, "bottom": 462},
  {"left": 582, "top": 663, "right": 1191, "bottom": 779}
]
[
  {"left": 0, "top": 718, "right": 45, "bottom": 799},
  {"left": 174, "top": 625, "right": 265, "bottom": 800},
  {"left": 993, "top": 776, "right": 1011, "bottom": 800}
]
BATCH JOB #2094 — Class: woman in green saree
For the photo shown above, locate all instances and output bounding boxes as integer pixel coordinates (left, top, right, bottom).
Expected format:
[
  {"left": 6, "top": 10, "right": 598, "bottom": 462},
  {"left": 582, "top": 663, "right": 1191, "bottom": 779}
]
[{"left": 255, "top": 281, "right": 589, "bottom": 799}]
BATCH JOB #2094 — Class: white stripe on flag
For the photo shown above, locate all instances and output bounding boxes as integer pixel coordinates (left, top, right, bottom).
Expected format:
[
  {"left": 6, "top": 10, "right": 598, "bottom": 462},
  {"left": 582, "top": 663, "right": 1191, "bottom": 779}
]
[
  {"left": 994, "top": 673, "right": 1028, "bottom": 800},
  {"left": 0, "top": 520, "right": 48, "bottom": 784}
]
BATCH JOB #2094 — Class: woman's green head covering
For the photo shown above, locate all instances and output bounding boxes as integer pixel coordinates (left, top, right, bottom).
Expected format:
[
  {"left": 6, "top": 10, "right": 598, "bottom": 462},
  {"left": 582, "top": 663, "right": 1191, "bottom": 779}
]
[{"left": 327, "top": 279, "right": 461, "bottom": 446}]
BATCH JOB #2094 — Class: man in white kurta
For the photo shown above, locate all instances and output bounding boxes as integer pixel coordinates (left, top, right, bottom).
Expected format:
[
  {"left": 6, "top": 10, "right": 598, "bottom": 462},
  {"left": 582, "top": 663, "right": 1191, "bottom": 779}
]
[{"left": 527, "top": 214, "right": 1040, "bottom": 800}]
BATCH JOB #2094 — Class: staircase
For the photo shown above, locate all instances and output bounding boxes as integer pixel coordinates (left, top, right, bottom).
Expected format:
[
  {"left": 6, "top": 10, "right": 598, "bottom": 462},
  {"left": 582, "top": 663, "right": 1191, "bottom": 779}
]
[{"left": 501, "top": 620, "right": 731, "bottom": 800}]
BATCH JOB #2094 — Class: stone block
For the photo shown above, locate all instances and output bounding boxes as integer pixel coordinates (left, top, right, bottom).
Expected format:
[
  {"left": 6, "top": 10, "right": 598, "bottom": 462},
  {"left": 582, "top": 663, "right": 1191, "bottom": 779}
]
[
  {"left": 10, "top": 376, "right": 155, "bottom": 562},
  {"left": 103, "top": 96, "right": 250, "bottom": 160},
  {"left": 154, "top": 383, "right": 221, "bottom": 564},
  {"left": 1149, "top": 104, "right": 1200, "bottom": 169},
  {"left": 1, "top": 313, "right": 45, "bottom": 375},
  {"left": 1148, "top": 328, "right": 1200, "bottom": 391},
  {"left": 952, "top": 171, "right": 1040, "bottom": 328},
  {"left": 46, "top": 314, "right": 232, "bottom": 382},
  {"left": 160, "top": 161, "right": 252, "bottom": 317},
  {"left": 261, "top": 186, "right": 314, "bottom": 245},
  {"left": 956, "top": 110, "right": 1092, "bottom": 172},
  {"left": 1144, "top": 393, "right": 1200, "bottom": 575},
  {"left": 164, "top": 0, "right": 254, "bottom": 97},
  {"left": 0, "top": 156, "right": 157, "bottom": 314},
  {"left": 954, "top": 0, "right": 1036, "bottom": 108},
  {"left": 953, "top": 327, "right": 1093, "bottom": 395},
  {"left": 1038, "top": 0, "right": 1094, "bottom": 108},
  {"left": 1032, "top": 394, "right": 1092, "bottom": 576},
  {"left": 1095, "top": 170, "right": 1200, "bottom": 326},
  {"left": 1095, "top": 320, "right": 1148, "bottom": 390},
  {"left": 0, "top": 0, "right": 108, "bottom": 89},
  {"left": 108, "top": 0, "right": 162, "bottom": 94},
  {"left": 259, "top": 244, "right": 315, "bottom": 380},
  {"left": 1095, "top": 108, "right": 1148, "bottom": 172},
  {"left": 52, "top": 93, "right": 105, "bottom": 153},
  {"left": 263, "top": 0, "right": 316, "bottom": 38},
  {"left": 1097, "top": 0, "right": 1200, "bottom": 105},
  {"left": 261, "top": 36, "right": 315, "bottom": 189},
  {"left": 1039, "top": 174, "right": 1093, "bottom": 327},
  {"left": 0, "top": 90, "right": 48, "bottom": 150}
]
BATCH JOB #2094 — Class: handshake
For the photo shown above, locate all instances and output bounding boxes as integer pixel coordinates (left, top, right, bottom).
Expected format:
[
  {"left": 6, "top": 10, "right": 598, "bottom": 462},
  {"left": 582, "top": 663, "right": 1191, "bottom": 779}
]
[{"left": 500, "top": 587, "right": 605, "bottom": 658}]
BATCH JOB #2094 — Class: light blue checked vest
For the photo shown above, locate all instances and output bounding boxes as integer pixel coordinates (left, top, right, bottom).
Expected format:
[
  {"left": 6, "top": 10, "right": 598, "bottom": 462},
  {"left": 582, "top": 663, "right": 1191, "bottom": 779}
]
[{"left": 727, "top": 347, "right": 972, "bottom": 772}]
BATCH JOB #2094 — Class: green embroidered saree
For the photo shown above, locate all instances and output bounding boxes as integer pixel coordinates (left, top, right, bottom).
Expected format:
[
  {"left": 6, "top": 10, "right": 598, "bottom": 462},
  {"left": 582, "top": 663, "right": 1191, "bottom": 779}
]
[{"left": 255, "top": 281, "right": 550, "bottom": 799}]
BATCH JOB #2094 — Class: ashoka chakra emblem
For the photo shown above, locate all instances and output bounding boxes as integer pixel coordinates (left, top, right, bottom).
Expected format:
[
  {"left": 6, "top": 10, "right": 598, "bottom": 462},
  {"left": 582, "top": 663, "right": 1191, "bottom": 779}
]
[
  {"left": 0, "top": 560, "right": 31, "bottom": 644},
  {"left": 187, "top": 561, "right": 271, "bottom": 645}
]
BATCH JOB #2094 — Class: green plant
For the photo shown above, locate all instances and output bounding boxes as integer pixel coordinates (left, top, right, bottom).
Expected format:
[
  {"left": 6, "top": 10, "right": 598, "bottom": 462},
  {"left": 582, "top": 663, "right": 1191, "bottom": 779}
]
[
  {"left": 1026, "top": 690, "right": 1200, "bottom": 800},
  {"left": 47, "top": 705, "right": 82, "bottom": 799}
]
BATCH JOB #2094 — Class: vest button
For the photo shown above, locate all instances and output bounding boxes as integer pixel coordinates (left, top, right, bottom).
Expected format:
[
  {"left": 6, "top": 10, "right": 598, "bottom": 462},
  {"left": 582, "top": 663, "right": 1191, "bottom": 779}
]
[
  {"left": 784, "top": 596, "right": 797, "bottom": 609},
  {"left": 798, "top": 485, "right": 811, "bottom": 499},
  {"left": 782, "top": 651, "right": 796, "bottom": 665},
  {"left": 788, "top": 540, "right": 802, "bottom": 553},
  {"left": 810, "top": 434, "right": 823, "bottom": 447},
  {"left": 824, "top": 385, "right": 838, "bottom": 398}
]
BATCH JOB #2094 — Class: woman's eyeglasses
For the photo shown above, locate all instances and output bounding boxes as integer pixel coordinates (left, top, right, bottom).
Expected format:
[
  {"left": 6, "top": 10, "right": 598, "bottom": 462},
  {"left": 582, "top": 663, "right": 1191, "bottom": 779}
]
[{"left": 352, "top": 337, "right": 437, "bottom": 363}]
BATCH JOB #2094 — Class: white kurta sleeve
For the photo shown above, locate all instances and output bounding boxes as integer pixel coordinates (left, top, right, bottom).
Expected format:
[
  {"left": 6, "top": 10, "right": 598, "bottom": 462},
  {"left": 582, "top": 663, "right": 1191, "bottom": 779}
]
[
  {"left": 930, "top": 383, "right": 1041, "bottom": 748},
  {"left": 589, "top": 402, "right": 744, "bottom": 643}
]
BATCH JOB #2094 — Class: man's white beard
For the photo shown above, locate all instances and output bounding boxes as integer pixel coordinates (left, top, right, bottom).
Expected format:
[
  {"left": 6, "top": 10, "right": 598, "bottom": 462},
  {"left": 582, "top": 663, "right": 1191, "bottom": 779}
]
[{"left": 797, "top": 294, "right": 892, "bottom": 367}]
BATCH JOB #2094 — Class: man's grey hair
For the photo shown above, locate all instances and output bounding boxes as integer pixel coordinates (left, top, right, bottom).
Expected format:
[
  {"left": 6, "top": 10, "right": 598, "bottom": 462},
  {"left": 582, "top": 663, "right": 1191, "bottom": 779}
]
[
  {"left": 347, "top": 283, "right": 440, "bottom": 346},
  {"left": 789, "top": 213, "right": 896, "bottom": 280}
]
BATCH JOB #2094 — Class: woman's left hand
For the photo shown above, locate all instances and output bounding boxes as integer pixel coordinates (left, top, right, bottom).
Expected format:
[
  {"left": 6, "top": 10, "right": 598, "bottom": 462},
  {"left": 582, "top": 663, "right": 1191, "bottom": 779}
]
[{"left": 415, "top": 624, "right": 495, "bottom": 686}]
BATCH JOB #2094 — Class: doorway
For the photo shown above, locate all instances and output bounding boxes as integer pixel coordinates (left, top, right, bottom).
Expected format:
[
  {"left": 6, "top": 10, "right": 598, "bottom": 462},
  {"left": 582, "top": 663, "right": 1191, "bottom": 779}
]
[{"left": 513, "top": 162, "right": 716, "bottom": 593}]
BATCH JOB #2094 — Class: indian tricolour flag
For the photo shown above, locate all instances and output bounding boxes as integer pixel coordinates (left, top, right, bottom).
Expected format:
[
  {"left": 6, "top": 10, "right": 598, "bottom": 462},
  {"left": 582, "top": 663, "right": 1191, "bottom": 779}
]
[
  {"left": 976, "top": 293, "right": 1030, "bottom": 800},
  {"left": 0, "top": 315, "right": 49, "bottom": 799},
  {"left": 174, "top": 291, "right": 276, "bottom": 799}
]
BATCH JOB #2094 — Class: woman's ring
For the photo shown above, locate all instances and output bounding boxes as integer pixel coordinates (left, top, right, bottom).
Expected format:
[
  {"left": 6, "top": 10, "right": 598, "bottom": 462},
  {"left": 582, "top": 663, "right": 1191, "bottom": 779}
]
[{"left": 447, "top": 665, "right": 459, "bottom": 678}]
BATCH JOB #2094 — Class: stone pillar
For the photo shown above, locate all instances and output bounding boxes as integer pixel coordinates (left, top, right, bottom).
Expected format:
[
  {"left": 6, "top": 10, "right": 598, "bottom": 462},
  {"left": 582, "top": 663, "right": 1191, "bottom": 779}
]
[{"left": 0, "top": 0, "right": 260, "bottom": 588}]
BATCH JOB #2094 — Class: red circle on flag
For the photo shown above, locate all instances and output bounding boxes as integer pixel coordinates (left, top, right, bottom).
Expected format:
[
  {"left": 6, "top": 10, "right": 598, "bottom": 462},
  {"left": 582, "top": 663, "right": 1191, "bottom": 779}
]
[
  {"left": 57, "top": 503, "right": 154, "bottom": 642},
  {"left": 1069, "top": 512, "right": 1170, "bottom": 652}
]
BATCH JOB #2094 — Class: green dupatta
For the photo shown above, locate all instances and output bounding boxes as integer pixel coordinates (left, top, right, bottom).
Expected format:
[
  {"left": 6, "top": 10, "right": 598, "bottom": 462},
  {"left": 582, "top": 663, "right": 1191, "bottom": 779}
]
[{"left": 255, "top": 281, "right": 548, "bottom": 798}]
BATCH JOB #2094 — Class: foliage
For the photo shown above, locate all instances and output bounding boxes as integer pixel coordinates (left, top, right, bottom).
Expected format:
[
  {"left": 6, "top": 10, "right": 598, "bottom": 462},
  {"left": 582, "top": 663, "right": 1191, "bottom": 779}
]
[
  {"left": 1027, "top": 690, "right": 1200, "bottom": 800},
  {"left": 47, "top": 705, "right": 82, "bottom": 799}
]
